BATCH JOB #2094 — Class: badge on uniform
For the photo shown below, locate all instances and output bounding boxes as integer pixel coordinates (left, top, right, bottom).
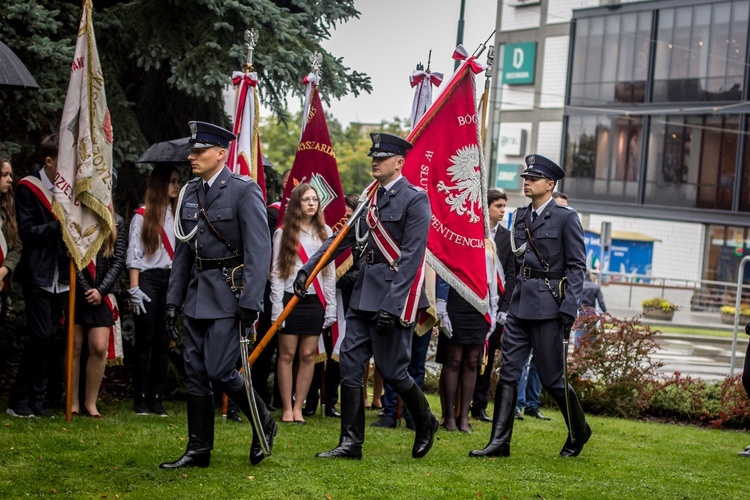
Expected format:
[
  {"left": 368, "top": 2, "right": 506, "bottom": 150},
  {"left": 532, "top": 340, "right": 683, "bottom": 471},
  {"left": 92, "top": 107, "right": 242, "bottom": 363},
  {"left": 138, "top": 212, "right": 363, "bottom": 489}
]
[{"left": 186, "top": 203, "right": 198, "bottom": 208}]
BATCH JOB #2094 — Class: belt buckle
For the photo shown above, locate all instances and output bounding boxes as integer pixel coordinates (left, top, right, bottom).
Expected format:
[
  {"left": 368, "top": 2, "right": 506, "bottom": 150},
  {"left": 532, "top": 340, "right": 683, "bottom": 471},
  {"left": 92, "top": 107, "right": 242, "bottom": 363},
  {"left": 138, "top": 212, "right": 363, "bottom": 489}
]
[
  {"left": 365, "top": 250, "right": 374, "bottom": 265},
  {"left": 522, "top": 267, "right": 531, "bottom": 279},
  {"left": 196, "top": 257, "right": 203, "bottom": 271}
]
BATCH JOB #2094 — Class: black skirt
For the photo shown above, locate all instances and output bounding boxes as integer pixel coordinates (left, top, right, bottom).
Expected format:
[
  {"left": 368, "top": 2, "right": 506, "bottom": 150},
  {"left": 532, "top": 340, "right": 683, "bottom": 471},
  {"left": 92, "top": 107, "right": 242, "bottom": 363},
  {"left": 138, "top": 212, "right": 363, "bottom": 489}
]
[
  {"left": 280, "top": 291, "right": 324, "bottom": 336},
  {"left": 75, "top": 288, "right": 115, "bottom": 329},
  {"left": 445, "top": 287, "right": 487, "bottom": 345}
]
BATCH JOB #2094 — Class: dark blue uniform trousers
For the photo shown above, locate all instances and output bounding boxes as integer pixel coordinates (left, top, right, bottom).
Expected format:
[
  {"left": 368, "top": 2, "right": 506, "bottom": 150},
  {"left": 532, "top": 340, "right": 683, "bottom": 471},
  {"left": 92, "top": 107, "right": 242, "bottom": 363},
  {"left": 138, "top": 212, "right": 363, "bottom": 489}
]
[
  {"left": 339, "top": 308, "right": 416, "bottom": 394},
  {"left": 183, "top": 316, "right": 245, "bottom": 396},
  {"left": 499, "top": 315, "right": 566, "bottom": 391}
]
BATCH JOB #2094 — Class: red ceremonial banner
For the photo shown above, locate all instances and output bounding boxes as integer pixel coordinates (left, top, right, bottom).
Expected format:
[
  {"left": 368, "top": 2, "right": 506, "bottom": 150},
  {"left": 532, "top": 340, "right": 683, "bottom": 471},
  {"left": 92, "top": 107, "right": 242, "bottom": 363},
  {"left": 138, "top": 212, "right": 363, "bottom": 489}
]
[
  {"left": 402, "top": 62, "right": 490, "bottom": 315},
  {"left": 278, "top": 87, "right": 347, "bottom": 239}
]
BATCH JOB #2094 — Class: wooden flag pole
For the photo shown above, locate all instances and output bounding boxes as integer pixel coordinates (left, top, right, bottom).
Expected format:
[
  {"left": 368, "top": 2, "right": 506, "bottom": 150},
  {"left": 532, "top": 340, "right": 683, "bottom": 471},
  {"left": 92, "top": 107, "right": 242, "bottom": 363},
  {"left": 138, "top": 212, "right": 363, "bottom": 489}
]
[{"left": 249, "top": 182, "right": 377, "bottom": 366}]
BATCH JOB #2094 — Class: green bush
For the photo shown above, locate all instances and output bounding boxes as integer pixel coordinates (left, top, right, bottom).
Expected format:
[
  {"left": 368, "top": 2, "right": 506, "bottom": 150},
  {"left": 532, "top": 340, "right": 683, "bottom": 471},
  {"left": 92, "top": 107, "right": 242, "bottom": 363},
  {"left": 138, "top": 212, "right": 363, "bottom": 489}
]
[
  {"left": 647, "top": 372, "right": 750, "bottom": 428},
  {"left": 569, "top": 312, "right": 664, "bottom": 418}
]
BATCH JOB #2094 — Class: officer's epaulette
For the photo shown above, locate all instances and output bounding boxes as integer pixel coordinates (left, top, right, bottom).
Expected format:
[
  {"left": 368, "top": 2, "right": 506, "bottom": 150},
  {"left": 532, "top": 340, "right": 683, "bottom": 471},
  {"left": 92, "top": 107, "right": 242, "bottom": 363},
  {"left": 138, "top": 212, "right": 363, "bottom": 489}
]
[
  {"left": 231, "top": 173, "right": 252, "bottom": 182},
  {"left": 408, "top": 185, "right": 424, "bottom": 193},
  {"left": 187, "top": 177, "right": 200, "bottom": 184},
  {"left": 555, "top": 204, "right": 574, "bottom": 211}
]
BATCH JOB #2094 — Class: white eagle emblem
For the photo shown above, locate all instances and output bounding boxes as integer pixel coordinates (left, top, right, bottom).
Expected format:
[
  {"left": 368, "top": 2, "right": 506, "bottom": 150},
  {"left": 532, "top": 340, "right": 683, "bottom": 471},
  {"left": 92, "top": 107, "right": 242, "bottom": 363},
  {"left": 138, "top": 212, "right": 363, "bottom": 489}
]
[{"left": 437, "top": 145, "right": 481, "bottom": 223}]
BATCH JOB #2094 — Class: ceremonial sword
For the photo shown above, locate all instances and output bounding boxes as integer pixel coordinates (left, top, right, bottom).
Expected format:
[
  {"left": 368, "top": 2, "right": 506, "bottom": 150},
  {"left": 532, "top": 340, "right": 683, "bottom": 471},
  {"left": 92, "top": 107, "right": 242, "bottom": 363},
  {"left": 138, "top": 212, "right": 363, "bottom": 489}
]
[{"left": 239, "top": 321, "right": 271, "bottom": 456}]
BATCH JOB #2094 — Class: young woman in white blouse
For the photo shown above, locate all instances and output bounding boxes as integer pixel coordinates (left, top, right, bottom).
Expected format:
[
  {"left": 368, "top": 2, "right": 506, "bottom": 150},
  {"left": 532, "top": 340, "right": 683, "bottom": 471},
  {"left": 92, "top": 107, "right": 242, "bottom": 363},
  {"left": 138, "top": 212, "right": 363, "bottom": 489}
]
[
  {"left": 126, "top": 165, "right": 180, "bottom": 416},
  {"left": 271, "top": 183, "right": 336, "bottom": 424}
]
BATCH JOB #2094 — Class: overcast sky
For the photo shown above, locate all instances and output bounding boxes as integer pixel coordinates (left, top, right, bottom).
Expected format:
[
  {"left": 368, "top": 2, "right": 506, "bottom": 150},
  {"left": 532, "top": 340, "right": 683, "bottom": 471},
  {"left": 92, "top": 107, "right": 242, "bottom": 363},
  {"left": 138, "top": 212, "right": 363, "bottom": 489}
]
[{"left": 261, "top": 0, "right": 498, "bottom": 126}]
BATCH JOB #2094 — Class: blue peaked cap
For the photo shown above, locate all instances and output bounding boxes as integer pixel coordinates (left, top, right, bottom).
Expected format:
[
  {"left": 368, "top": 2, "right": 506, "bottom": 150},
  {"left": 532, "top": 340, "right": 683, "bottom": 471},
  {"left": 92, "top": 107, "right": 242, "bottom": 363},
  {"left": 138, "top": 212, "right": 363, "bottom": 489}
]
[
  {"left": 521, "top": 154, "right": 565, "bottom": 182},
  {"left": 367, "top": 132, "right": 413, "bottom": 157},
  {"left": 188, "top": 121, "right": 236, "bottom": 149}
]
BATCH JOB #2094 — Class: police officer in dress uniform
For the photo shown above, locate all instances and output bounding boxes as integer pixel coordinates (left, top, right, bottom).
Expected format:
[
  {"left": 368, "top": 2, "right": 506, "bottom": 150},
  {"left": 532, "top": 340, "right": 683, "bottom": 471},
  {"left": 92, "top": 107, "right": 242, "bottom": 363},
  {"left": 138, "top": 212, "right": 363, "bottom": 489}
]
[
  {"left": 294, "top": 132, "right": 438, "bottom": 459},
  {"left": 160, "top": 121, "right": 276, "bottom": 469},
  {"left": 470, "top": 154, "right": 590, "bottom": 459}
]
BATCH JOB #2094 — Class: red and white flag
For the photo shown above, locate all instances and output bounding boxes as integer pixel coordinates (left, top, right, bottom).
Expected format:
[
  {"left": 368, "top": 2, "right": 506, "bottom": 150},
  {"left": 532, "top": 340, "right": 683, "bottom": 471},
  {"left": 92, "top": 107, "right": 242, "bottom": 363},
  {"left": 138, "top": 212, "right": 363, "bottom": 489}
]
[
  {"left": 278, "top": 74, "right": 349, "bottom": 359},
  {"left": 226, "top": 71, "right": 267, "bottom": 200},
  {"left": 403, "top": 47, "right": 491, "bottom": 320},
  {"left": 54, "top": 0, "right": 114, "bottom": 270}
]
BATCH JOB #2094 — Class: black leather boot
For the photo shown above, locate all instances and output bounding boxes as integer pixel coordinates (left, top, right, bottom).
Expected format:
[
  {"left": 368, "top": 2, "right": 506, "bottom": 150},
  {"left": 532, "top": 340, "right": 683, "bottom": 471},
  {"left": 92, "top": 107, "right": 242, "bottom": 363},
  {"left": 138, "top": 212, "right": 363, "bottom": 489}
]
[
  {"left": 400, "top": 382, "right": 439, "bottom": 458},
  {"left": 549, "top": 383, "right": 591, "bottom": 457},
  {"left": 316, "top": 385, "right": 364, "bottom": 459},
  {"left": 469, "top": 381, "right": 516, "bottom": 458},
  {"left": 228, "top": 386, "right": 278, "bottom": 465},
  {"left": 159, "top": 394, "right": 214, "bottom": 468}
]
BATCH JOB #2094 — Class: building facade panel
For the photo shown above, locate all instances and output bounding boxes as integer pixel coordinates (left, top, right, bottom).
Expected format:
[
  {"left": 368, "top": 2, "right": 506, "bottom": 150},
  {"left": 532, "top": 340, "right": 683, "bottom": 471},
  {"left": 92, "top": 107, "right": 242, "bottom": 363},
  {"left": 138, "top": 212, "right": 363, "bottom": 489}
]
[
  {"left": 537, "top": 121, "right": 564, "bottom": 164},
  {"left": 500, "top": 2, "right": 542, "bottom": 32},
  {"left": 540, "top": 35, "right": 570, "bottom": 108}
]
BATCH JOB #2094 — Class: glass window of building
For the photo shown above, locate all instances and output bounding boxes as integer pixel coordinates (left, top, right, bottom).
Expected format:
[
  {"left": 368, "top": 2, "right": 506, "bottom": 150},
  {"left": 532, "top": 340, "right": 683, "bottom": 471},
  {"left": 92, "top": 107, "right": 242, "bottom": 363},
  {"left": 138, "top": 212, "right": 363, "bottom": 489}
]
[
  {"left": 653, "top": 1, "right": 749, "bottom": 102},
  {"left": 704, "top": 224, "right": 749, "bottom": 283},
  {"left": 564, "top": 114, "right": 641, "bottom": 203},
  {"left": 569, "top": 12, "right": 652, "bottom": 106},
  {"left": 644, "top": 115, "right": 738, "bottom": 209}
]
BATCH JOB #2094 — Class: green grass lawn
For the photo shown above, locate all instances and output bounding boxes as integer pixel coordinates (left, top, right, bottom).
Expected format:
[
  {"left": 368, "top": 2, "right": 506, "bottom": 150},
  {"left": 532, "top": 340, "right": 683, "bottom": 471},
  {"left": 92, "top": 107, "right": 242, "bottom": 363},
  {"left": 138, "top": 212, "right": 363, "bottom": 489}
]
[{"left": 1, "top": 396, "right": 748, "bottom": 499}]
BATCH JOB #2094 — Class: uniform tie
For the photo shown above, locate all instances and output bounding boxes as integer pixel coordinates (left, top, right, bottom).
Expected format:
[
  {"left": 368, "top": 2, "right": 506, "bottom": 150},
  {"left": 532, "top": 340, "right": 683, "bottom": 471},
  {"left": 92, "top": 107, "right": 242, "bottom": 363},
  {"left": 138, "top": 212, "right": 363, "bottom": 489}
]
[
  {"left": 377, "top": 187, "right": 386, "bottom": 199},
  {"left": 204, "top": 182, "right": 210, "bottom": 193},
  {"left": 531, "top": 211, "right": 538, "bottom": 222}
]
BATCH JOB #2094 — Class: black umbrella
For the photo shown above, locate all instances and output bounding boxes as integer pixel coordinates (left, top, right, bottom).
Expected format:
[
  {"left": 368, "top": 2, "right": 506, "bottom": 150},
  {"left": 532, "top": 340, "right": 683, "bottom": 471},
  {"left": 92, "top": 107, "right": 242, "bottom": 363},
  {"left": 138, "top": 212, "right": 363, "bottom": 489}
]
[
  {"left": 0, "top": 40, "right": 39, "bottom": 90},
  {"left": 137, "top": 136, "right": 274, "bottom": 168}
]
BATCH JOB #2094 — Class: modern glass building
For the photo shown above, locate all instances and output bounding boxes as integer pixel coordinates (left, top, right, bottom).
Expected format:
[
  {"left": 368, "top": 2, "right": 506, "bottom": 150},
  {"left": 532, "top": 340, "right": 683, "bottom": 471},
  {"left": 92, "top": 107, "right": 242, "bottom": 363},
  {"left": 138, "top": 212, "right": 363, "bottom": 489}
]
[
  {"left": 562, "top": 0, "right": 750, "bottom": 283},
  {"left": 485, "top": 0, "right": 748, "bottom": 284}
]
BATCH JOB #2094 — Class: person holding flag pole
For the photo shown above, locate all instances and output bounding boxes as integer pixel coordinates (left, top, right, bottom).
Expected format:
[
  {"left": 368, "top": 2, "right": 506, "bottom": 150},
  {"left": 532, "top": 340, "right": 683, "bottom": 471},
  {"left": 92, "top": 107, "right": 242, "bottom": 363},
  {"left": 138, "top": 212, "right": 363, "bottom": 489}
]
[
  {"left": 291, "top": 131, "right": 437, "bottom": 460},
  {"left": 371, "top": 56, "right": 443, "bottom": 430},
  {"left": 29, "top": 0, "right": 116, "bottom": 422}
]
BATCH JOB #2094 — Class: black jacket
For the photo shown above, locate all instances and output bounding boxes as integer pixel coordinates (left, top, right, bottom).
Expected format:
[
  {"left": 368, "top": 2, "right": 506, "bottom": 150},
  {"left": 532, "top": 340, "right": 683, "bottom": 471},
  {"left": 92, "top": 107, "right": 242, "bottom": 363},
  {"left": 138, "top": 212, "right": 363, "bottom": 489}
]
[
  {"left": 76, "top": 214, "right": 127, "bottom": 295},
  {"left": 14, "top": 167, "right": 69, "bottom": 288},
  {"left": 494, "top": 225, "right": 516, "bottom": 313}
]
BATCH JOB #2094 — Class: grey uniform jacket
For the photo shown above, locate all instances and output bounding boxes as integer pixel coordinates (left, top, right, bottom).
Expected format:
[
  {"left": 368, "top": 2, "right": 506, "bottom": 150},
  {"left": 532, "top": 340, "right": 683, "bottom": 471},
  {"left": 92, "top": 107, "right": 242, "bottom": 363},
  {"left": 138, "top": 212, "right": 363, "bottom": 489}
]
[
  {"left": 167, "top": 167, "right": 271, "bottom": 319},
  {"left": 302, "top": 176, "right": 430, "bottom": 318},
  {"left": 508, "top": 199, "right": 586, "bottom": 321}
]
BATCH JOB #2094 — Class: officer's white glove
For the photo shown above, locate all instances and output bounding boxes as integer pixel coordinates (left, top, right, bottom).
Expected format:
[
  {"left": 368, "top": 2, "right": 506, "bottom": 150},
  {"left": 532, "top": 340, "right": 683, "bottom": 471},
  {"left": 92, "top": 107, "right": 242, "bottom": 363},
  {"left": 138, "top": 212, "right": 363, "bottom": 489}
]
[
  {"left": 436, "top": 299, "right": 452, "bottom": 335},
  {"left": 497, "top": 311, "right": 508, "bottom": 325},
  {"left": 322, "top": 316, "right": 336, "bottom": 330},
  {"left": 128, "top": 286, "right": 151, "bottom": 315},
  {"left": 489, "top": 315, "right": 497, "bottom": 337}
]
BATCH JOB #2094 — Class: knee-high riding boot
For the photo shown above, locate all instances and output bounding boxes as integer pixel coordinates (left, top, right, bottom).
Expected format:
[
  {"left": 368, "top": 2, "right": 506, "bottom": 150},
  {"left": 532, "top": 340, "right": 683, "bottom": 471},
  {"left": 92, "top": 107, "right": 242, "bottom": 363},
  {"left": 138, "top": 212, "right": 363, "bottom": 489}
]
[
  {"left": 549, "top": 383, "right": 591, "bottom": 457},
  {"left": 400, "top": 382, "right": 439, "bottom": 458},
  {"left": 469, "top": 381, "right": 516, "bottom": 458},
  {"left": 227, "top": 385, "right": 278, "bottom": 465},
  {"left": 316, "top": 385, "right": 364, "bottom": 459},
  {"left": 159, "top": 394, "right": 214, "bottom": 468}
]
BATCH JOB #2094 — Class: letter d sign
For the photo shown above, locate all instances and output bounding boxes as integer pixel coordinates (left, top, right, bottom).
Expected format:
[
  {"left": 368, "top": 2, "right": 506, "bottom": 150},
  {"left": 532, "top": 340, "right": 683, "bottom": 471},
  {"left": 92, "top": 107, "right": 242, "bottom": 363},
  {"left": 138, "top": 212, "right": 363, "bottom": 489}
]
[{"left": 513, "top": 48, "right": 524, "bottom": 69}]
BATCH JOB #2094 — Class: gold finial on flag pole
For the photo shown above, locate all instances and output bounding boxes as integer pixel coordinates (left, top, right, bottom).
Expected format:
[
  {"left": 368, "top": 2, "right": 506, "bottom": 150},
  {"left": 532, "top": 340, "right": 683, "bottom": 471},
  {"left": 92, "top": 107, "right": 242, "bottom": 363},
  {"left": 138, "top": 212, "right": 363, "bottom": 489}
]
[{"left": 244, "top": 29, "right": 259, "bottom": 72}]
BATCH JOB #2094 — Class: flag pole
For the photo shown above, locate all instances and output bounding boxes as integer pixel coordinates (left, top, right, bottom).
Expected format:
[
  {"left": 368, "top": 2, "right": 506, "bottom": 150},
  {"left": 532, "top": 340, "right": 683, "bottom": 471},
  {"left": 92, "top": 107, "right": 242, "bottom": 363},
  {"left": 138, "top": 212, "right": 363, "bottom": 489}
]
[
  {"left": 249, "top": 181, "right": 377, "bottom": 365},
  {"left": 65, "top": 261, "right": 76, "bottom": 422},
  {"left": 479, "top": 44, "right": 495, "bottom": 145}
]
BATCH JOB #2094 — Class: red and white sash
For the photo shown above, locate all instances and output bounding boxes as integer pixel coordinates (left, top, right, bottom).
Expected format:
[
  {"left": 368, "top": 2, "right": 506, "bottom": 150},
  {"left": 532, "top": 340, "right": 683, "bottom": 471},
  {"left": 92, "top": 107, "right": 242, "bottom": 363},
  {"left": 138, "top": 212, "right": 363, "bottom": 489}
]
[
  {"left": 366, "top": 188, "right": 426, "bottom": 325},
  {"left": 135, "top": 207, "right": 174, "bottom": 259},
  {"left": 17, "top": 176, "right": 56, "bottom": 218},
  {"left": 297, "top": 242, "right": 327, "bottom": 362}
]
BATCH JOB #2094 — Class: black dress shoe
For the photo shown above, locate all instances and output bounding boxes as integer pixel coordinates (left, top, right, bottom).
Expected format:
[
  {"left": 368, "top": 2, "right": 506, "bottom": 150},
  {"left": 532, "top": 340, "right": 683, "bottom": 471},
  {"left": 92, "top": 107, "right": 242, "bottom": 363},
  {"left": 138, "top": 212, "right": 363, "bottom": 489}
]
[
  {"left": 514, "top": 409, "right": 524, "bottom": 420},
  {"left": 302, "top": 407, "right": 316, "bottom": 417},
  {"left": 473, "top": 408, "right": 491, "bottom": 422},
  {"left": 226, "top": 410, "right": 242, "bottom": 423},
  {"left": 159, "top": 452, "right": 210, "bottom": 469},
  {"left": 250, "top": 420, "right": 278, "bottom": 465},
  {"left": 559, "top": 423, "right": 592, "bottom": 458},
  {"left": 371, "top": 415, "right": 397, "bottom": 428},
  {"left": 324, "top": 406, "right": 341, "bottom": 418},
  {"left": 525, "top": 408, "right": 551, "bottom": 420}
]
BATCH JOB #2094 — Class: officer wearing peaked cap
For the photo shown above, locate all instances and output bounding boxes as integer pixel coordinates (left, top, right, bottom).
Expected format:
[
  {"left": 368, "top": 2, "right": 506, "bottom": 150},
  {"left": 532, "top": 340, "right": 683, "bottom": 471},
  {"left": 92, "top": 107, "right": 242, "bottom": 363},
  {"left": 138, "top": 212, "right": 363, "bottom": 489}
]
[
  {"left": 293, "top": 131, "right": 438, "bottom": 460},
  {"left": 160, "top": 120, "right": 277, "bottom": 469},
  {"left": 470, "top": 153, "right": 590, "bottom": 459}
]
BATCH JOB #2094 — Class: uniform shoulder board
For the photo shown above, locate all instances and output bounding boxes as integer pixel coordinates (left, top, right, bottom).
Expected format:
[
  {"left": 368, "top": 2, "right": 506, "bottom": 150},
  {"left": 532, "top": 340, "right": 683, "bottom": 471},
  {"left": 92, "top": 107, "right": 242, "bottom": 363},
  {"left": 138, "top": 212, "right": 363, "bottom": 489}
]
[
  {"left": 231, "top": 173, "right": 252, "bottom": 182},
  {"left": 188, "top": 177, "right": 200, "bottom": 184},
  {"left": 409, "top": 185, "right": 425, "bottom": 193},
  {"left": 555, "top": 204, "right": 573, "bottom": 211}
]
